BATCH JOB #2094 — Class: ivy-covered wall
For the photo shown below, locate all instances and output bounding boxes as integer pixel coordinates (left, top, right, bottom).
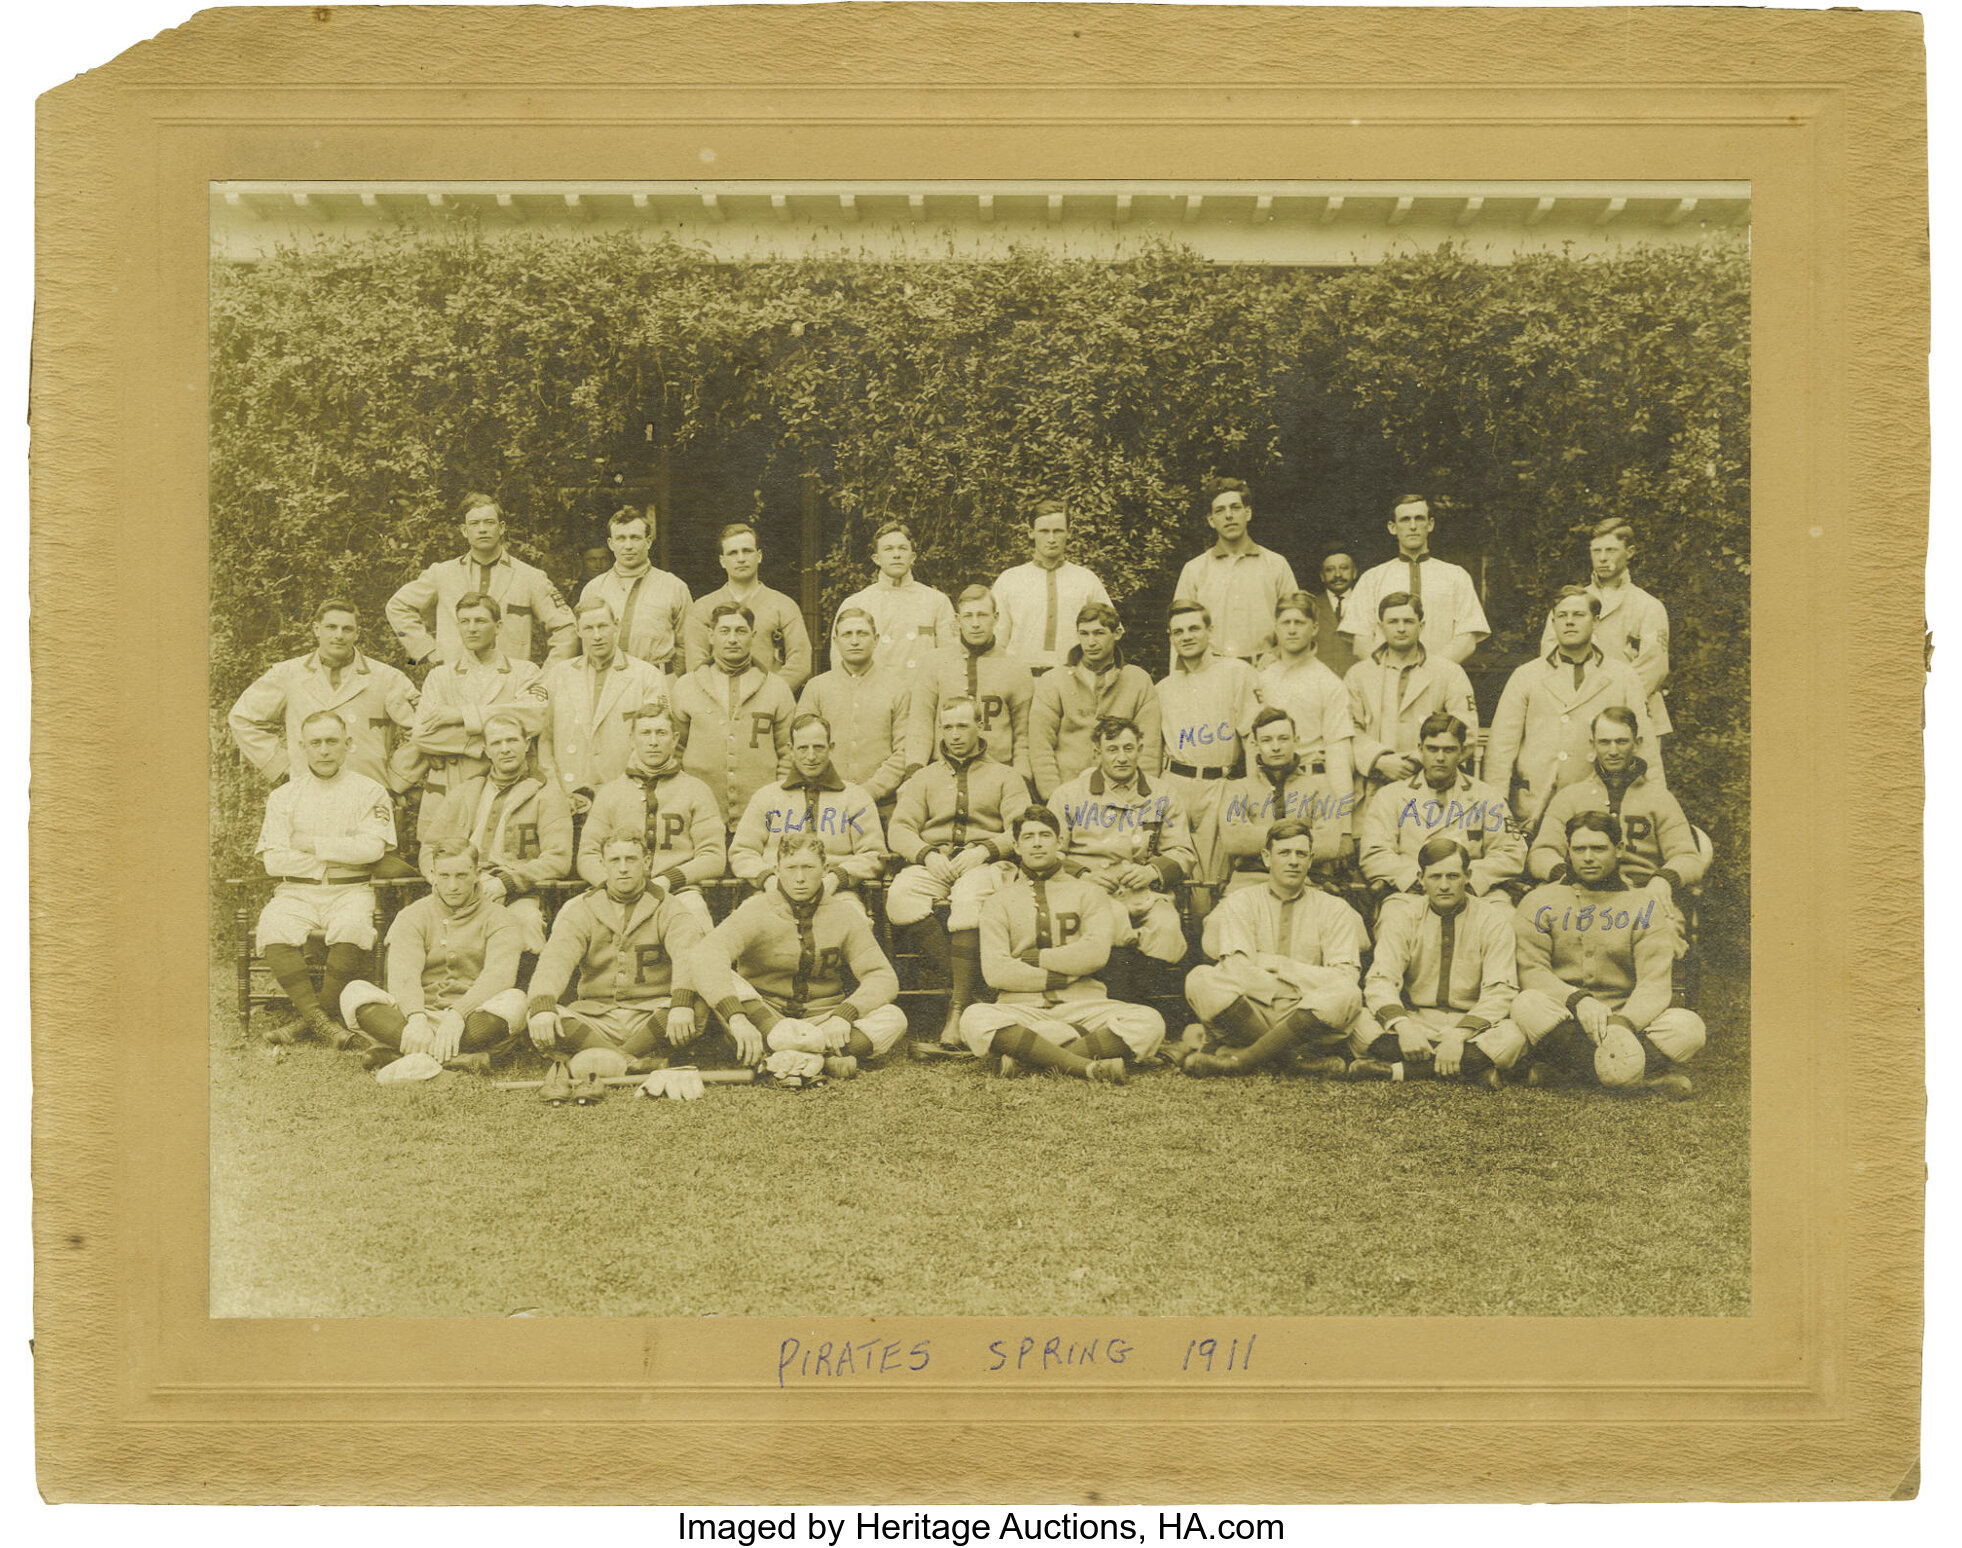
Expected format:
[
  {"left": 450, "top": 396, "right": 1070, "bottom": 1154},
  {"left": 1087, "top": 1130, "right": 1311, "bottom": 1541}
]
[{"left": 212, "top": 230, "right": 1749, "bottom": 962}]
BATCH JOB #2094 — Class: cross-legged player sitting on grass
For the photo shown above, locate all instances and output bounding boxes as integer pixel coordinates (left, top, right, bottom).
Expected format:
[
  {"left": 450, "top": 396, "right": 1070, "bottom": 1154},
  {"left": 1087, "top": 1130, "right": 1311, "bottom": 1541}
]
[
  {"left": 1347, "top": 836, "right": 1525, "bottom": 1088},
  {"left": 689, "top": 833, "right": 909, "bottom": 1082},
  {"left": 523, "top": 831, "right": 709, "bottom": 1104},
  {"left": 1177, "top": 818, "right": 1367, "bottom": 1079},
  {"left": 1510, "top": 810, "right": 1706, "bottom": 1099},
  {"left": 337, "top": 839, "right": 529, "bottom": 1073},
  {"left": 959, "top": 808, "right": 1165, "bottom": 1083}
]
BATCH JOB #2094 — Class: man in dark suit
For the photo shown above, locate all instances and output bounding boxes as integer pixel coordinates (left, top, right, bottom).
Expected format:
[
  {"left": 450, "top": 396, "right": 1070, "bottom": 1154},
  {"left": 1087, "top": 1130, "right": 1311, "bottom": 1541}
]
[{"left": 1315, "top": 550, "right": 1358, "bottom": 676}]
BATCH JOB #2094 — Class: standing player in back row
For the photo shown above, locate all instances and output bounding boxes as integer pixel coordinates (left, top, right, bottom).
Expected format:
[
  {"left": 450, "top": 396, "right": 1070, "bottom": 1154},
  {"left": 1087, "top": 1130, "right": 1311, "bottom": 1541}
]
[
  {"left": 832, "top": 520, "right": 958, "bottom": 681},
  {"left": 682, "top": 522, "right": 814, "bottom": 692},
  {"left": 578, "top": 504, "right": 692, "bottom": 675},
  {"left": 1171, "top": 479, "right": 1299, "bottom": 663},
  {"left": 1537, "top": 517, "right": 1674, "bottom": 744},
  {"left": 990, "top": 495, "right": 1113, "bottom": 672},
  {"left": 1339, "top": 495, "right": 1489, "bottom": 664},
  {"left": 387, "top": 493, "right": 578, "bottom": 667}
]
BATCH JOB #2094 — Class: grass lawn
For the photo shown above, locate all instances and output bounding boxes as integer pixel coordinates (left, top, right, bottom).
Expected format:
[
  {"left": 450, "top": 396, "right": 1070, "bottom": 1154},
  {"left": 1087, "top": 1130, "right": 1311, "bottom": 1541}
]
[{"left": 209, "top": 972, "right": 1750, "bottom": 1319}]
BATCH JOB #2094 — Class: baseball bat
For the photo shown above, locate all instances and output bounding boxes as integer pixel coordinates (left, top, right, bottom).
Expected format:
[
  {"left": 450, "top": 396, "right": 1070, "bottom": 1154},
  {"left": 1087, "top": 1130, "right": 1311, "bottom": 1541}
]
[{"left": 493, "top": 1068, "right": 758, "bottom": 1091}]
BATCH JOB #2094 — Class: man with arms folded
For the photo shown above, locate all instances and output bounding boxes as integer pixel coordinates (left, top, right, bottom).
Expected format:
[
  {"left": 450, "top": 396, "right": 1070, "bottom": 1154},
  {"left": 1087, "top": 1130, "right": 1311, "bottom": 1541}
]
[
  {"left": 729, "top": 713, "right": 887, "bottom": 906},
  {"left": 1538, "top": 517, "right": 1672, "bottom": 743},
  {"left": 228, "top": 598, "right": 423, "bottom": 798},
  {"left": 387, "top": 492, "right": 577, "bottom": 667},
  {"left": 1176, "top": 818, "right": 1367, "bottom": 1081},
  {"left": 1315, "top": 550, "right": 1359, "bottom": 677},
  {"left": 1486, "top": 585, "right": 1659, "bottom": 827},
  {"left": 1255, "top": 590, "right": 1355, "bottom": 797},
  {"left": 692, "top": 833, "right": 909, "bottom": 1081},
  {"left": 1347, "top": 837, "right": 1523, "bottom": 1088},
  {"left": 832, "top": 520, "right": 958, "bottom": 680},
  {"left": 537, "top": 596, "right": 667, "bottom": 814},
  {"left": 1216, "top": 707, "right": 1350, "bottom": 890},
  {"left": 577, "top": 705, "right": 727, "bottom": 923},
  {"left": 579, "top": 504, "right": 691, "bottom": 674},
  {"left": 990, "top": 495, "right": 1113, "bottom": 672},
  {"left": 1345, "top": 591, "right": 1479, "bottom": 825},
  {"left": 885, "top": 695, "right": 1032, "bottom": 1050},
  {"left": 797, "top": 606, "right": 915, "bottom": 817},
  {"left": 1171, "top": 478, "right": 1299, "bottom": 663},
  {"left": 409, "top": 592, "right": 551, "bottom": 828},
  {"left": 1027, "top": 602, "right": 1161, "bottom": 802},
  {"left": 1338, "top": 494, "right": 1489, "bottom": 664},
  {"left": 669, "top": 601, "right": 797, "bottom": 828},
  {"left": 682, "top": 522, "right": 814, "bottom": 692},
  {"left": 525, "top": 831, "right": 711, "bottom": 1104},
  {"left": 1156, "top": 599, "right": 1261, "bottom": 897},
  {"left": 959, "top": 808, "right": 1165, "bottom": 1084},
  {"left": 1359, "top": 712, "right": 1524, "bottom": 908},
  {"left": 1510, "top": 811, "right": 1705, "bottom": 1098},
  {"left": 253, "top": 711, "right": 397, "bottom": 1046},
  {"left": 338, "top": 839, "right": 529, "bottom": 1074},
  {"left": 905, "top": 585, "right": 1034, "bottom": 780},
  {"left": 1048, "top": 716, "right": 1196, "bottom": 986},
  {"left": 419, "top": 710, "right": 571, "bottom": 958}
]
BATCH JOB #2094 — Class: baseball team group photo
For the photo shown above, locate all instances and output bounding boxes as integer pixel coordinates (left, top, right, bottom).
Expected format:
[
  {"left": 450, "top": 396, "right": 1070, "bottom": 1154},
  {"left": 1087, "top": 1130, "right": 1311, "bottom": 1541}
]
[{"left": 207, "top": 182, "right": 1752, "bottom": 1319}]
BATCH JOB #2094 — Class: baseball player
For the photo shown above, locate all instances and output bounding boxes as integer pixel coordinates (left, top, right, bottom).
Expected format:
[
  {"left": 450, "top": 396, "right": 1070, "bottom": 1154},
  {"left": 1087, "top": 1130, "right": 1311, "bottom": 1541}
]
[
  {"left": 1345, "top": 591, "right": 1480, "bottom": 823},
  {"left": 228, "top": 598, "right": 423, "bottom": 795},
  {"left": 904, "top": 585, "right": 1034, "bottom": 779},
  {"left": 408, "top": 592, "right": 552, "bottom": 825},
  {"left": 797, "top": 606, "right": 915, "bottom": 812},
  {"left": 1338, "top": 495, "right": 1489, "bottom": 663},
  {"left": 1216, "top": 706, "right": 1351, "bottom": 889},
  {"left": 1255, "top": 591, "right": 1355, "bottom": 797},
  {"left": 577, "top": 704, "right": 728, "bottom": 918},
  {"left": 252, "top": 710, "right": 397, "bottom": 1046},
  {"left": 831, "top": 521, "right": 957, "bottom": 680},
  {"left": 728, "top": 713, "right": 887, "bottom": 902},
  {"left": 1177, "top": 818, "right": 1370, "bottom": 1079},
  {"left": 578, "top": 504, "right": 692, "bottom": 673},
  {"left": 1537, "top": 517, "right": 1673, "bottom": 738},
  {"left": 1156, "top": 599, "right": 1261, "bottom": 895},
  {"left": 691, "top": 832, "right": 910, "bottom": 1078},
  {"left": 524, "top": 831, "right": 711, "bottom": 1103},
  {"left": 1316, "top": 551, "right": 1359, "bottom": 677},
  {"left": 1027, "top": 602, "right": 1162, "bottom": 801},
  {"left": 337, "top": 839, "right": 529, "bottom": 1074},
  {"left": 958, "top": 807, "right": 1166, "bottom": 1083},
  {"left": 1348, "top": 837, "right": 1525, "bottom": 1087},
  {"left": 1047, "top": 715, "right": 1196, "bottom": 980},
  {"left": 536, "top": 595, "right": 668, "bottom": 811},
  {"left": 418, "top": 710, "right": 572, "bottom": 956},
  {"left": 1486, "top": 586, "right": 1660, "bottom": 827},
  {"left": 1359, "top": 712, "right": 1525, "bottom": 904},
  {"left": 1171, "top": 479, "right": 1300, "bottom": 663},
  {"left": 1510, "top": 811, "right": 1706, "bottom": 1098},
  {"left": 386, "top": 493, "right": 577, "bottom": 667},
  {"left": 681, "top": 522, "right": 814, "bottom": 691},
  {"left": 989, "top": 495, "right": 1114, "bottom": 672},
  {"left": 668, "top": 601, "right": 797, "bottom": 827},
  {"left": 885, "top": 695, "right": 1033, "bottom": 1049}
]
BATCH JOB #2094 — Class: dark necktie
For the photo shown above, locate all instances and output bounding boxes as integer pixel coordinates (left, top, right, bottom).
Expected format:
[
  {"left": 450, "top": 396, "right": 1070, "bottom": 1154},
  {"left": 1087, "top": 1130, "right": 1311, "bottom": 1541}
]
[{"left": 1042, "top": 567, "right": 1060, "bottom": 655}]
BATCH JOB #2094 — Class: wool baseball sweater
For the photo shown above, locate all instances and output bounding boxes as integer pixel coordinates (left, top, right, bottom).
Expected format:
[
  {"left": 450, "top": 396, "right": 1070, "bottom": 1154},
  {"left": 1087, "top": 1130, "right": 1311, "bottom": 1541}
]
[
  {"left": 1358, "top": 770, "right": 1525, "bottom": 895},
  {"left": 1027, "top": 650, "right": 1162, "bottom": 798},
  {"left": 527, "top": 887, "right": 706, "bottom": 1015},
  {"left": 888, "top": 749, "right": 1031, "bottom": 862},
  {"left": 1527, "top": 760, "right": 1704, "bottom": 890},
  {"left": 1513, "top": 875, "right": 1677, "bottom": 1035},
  {"left": 577, "top": 763, "right": 729, "bottom": 891},
  {"left": 385, "top": 892, "right": 523, "bottom": 1018},
  {"left": 693, "top": 890, "right": 899, "bottom": 1026},
  {"left": 904, "top": 639, "right": 1035, "bottom": 776},
  {"left": 1047, "top": 768, "right": 1196, "bottom": 890},
  {"left": 422, "top": 772, "right": 573, "bottom": 894},
  {"left": 728, "top": 767, "right": 886, "bottom": 886},
  {"left": 668, "top": 663, "right": 797, "bottom": 826},
  {"left": 976, "top": 866, "right": 1117, "bottom": 1005}
]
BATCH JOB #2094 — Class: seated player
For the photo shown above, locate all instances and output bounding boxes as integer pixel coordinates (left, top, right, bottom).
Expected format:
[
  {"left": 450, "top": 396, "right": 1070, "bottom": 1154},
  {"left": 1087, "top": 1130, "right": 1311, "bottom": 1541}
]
[
  {"left": 797, "top": 606, "right": 915, "bottom": 817},
  {"left": 419, "top": 710, "right": 571, "bottom": 957},
  {"left": 885, "top": 695, "right": 1032, "bottom": 1048},
  {"left": 1216, "top": 706, "right": 1350, "bottom": 891},
  {"left": 1048, "top": 715, "right": 1196, "bottom": 977},
  {"left": 1348, "top": 837, "right": 1524, "bottom": 1088},
  {"left": 691, "top": 833, "right": 909, "bottom": 1079},
  {"left": 1511, "top": 811, "right": 1706, "bottom": 1098},
  {"left": 959, "top": 808, "right": 1165, "bottom": 1082},
  {"left": 904, "top": 585, "right": 1034, "bottom": 780},
  {"left": 729, "top": 713, "right": 886, "bottom": 905},
  {"left": 338, "top": 839, "right": 529, "bottom": 1073},
  {"left": 1027, "top": 602, "right": 1162, "bottom": 801},
  {"left": 524, "top": 831, "right": 711, "bottom": 1103},
  {"left": 252, "top": 710, "right": 397, "bottom": 1046},
  {"left": 1178, "top": 819, "right": 1368, "bottom": 1079},
  {"left": 1358, "top": 712, "right": 1524, "bottom": 906},
  {"left": 410, "top": 591, "right": 551, "bottom": 828},
  {"left": 577, "top": 704, "right": 727, "bottom": 923},
  {"left": 669, "top": 600, "right": 797, "bottom": 828},
  {"left": 536, "top": 595, "right": 668, "bottom": 812}
]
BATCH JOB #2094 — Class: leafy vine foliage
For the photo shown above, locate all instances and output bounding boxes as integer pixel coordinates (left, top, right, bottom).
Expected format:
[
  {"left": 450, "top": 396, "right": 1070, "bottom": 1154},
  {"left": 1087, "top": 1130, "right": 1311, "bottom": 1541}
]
[{"left": 212, "top": 229, "right": 1748, "bottom": 962}]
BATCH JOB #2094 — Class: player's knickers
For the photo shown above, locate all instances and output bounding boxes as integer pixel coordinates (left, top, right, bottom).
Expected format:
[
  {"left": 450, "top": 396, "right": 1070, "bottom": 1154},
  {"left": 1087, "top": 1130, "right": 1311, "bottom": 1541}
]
[
  {"left": 339, "top": 980, "right": 529, "bottom": 1030},
  {"left": 1509, "top": 988, "right": 1706, "bottom": 1065},
  {"left": 561, "top": 999, "right": 671, "bottom": 1056},
  {"left": 1185, "top": 960, "right": 1362, "bottom": 1038},
  {"left": 730, "top": 977, "right": 909, "bottom": 1059},
  {"left": 503, "top": 895, "right": 549, "bottom": 955},
  {"left": 256, "top": 882, "right": 377, "bottom": 953},
  {"left": 1377, "top": 1004, "right": 1528, "bottom": 1068},
  {"left": 885, "top": 860, "right": 1005, "bottom": 931},
  {"left": 959, "top": 998, "right": 1166, "bottom": 1060},
  {"left": 1167, "top": 773, "right": 1232, "bottom": 886},
  {"left": 1106, "top": 888, "right": 1187, "bottom": 963}
]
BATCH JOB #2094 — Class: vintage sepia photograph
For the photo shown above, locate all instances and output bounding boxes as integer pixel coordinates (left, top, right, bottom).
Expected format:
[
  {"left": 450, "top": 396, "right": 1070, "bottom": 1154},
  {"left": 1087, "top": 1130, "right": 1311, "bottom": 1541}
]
[{"left": 207, "top": 177, "right": 1751, "bottom": 1321}]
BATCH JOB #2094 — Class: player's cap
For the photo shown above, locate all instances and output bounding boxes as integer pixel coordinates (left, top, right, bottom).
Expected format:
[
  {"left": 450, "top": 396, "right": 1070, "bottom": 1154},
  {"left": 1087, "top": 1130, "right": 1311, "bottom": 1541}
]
[
  {"left": 570, "top": 1047, "right": 631, "bottom": 1080},
  {"left": 375, "top": 1051, "right": 445, "bottom": 1084},
  {"left": 1594, "top": 1026, "right": 1646, "bottom": 1089}
]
